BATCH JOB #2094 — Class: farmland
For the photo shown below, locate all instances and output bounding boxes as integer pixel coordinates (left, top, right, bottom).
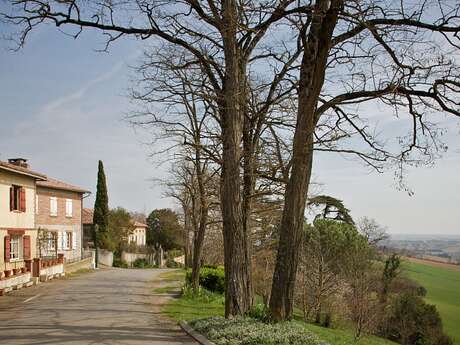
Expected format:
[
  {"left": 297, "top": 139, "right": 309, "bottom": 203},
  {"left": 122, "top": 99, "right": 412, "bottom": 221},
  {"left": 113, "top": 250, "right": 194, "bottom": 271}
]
[{"left": 403, "top": 259, "right": 460, "bottom": 345}]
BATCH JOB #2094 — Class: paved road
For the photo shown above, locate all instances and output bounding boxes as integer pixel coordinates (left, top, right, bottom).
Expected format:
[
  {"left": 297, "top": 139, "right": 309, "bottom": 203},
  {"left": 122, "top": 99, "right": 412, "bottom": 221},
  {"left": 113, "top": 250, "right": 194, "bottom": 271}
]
[{"left": 0, "top": 268, "right": 198, "bottom": 345}]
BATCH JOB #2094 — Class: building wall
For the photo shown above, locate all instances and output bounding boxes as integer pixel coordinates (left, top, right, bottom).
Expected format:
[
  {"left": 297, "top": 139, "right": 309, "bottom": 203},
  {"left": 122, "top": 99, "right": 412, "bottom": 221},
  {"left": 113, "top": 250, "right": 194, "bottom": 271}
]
[
  {"left": 128, "top": 227, "right": 146, "bottom": 246},
  {"left": 0, "top": 170, "right": 36, "bottom": 229},
  {"left": 36, "top": 187, "right": 83, "bottom": 261},
  {"left": 0, "top": 170, "right": 38, "bottom": 269}
]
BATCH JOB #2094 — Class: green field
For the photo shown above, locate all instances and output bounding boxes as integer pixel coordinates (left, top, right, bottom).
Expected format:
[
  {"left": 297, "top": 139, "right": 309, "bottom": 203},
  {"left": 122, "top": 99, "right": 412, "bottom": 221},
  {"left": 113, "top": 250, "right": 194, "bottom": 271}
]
[{"left": 403, "top": 261, "right": 460, "bottom": 345}]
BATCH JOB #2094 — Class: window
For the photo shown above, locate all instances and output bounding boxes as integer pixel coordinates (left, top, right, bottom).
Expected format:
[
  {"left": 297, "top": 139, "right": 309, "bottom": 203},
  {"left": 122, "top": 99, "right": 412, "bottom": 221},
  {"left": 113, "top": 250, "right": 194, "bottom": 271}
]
[
  {"left": 65, "top": 199, "right": 73, "bottom": 217},
  {"left": 50, "top": 197, "right": 57, "bottom": 216},
  {"left": 10, "top": 185, "right": 26, "bottom": 212},
  {"left": 61, "top": 231, "right": 73, "bottom": 250},
  {"left": 47, "top": 232, "right": 57, "bottom": 251},
  {"left": 10, "top": 235, "right": 22, "bottom": 261}
]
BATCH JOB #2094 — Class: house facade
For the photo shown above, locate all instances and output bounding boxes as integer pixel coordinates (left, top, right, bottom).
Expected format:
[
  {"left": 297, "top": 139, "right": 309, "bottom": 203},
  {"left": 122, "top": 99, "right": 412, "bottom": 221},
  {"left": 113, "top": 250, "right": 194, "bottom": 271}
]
[
  {"left": 0, "top": 159, "right": 46, "bottom": 275},
  {"left": 36, "top": 178, "right": 89, "bottom": 262},
  {"left": 128, "top": 222, "right": 147, "bottom": 247}
]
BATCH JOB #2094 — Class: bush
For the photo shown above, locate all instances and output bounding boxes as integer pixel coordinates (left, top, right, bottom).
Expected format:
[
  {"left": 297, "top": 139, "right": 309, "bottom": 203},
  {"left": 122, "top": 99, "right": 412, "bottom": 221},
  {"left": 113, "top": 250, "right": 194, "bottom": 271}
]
[
  {"left": 181, "top": 285, "right": 224, "bottom": 304},
  {"left": 132, "top": 258, "right": 156, "bottom": 268},
  {"left": 248, "top": 303, "right": 268, "bottom": 321},
  {"left": 166, "top": 258, "right": 182, "bottom": 268},
  {"left": 186, "top": 266, "right": 225, "bottom": 293},
  {"left": 382, "top": 293, "right": 452, "bottom": 345},
  {"left": 190, "top": 317, "right": 329, "bottom": 345},
  {"left": 113, "top": 257, "right": 128, "bottom": 268}
]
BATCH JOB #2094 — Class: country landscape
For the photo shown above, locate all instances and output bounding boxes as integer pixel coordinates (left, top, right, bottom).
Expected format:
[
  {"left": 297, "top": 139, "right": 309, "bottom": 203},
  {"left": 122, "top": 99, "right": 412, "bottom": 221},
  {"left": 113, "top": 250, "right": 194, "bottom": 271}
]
[{"left": 0, "top": 0, "right": 459, "bottom": 344}]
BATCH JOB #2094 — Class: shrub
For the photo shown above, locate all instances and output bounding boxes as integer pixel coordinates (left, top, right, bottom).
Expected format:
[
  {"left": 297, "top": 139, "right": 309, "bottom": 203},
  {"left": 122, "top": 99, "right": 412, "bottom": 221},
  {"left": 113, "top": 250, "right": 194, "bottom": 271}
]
[
  {"left": 382, "top": 293, "right": 452, "bottom": 345},
  {"left": 248, "top": 303, "right": 268, "bottom": 321},
  {"left": 133, "top": 258, "right": 156, "bottom": 268},
  {"left": 190, "top": 317, "right": 329, "bottom": 345},
  {"left": 186, "top": 266, "right": 225, "bottom": 293},
  {"left": 113, "top": 257, "right": 128, "bottom": 268},
  {"left": 166, "top": 258, "right": 182, "bottom": 268},
  {"left": 181, "top": 285, "right": 224, "bottom": 304}
]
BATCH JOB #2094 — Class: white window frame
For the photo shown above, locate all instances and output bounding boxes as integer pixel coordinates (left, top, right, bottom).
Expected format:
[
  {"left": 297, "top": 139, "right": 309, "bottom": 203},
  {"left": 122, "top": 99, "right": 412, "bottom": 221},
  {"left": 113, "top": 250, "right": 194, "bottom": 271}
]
[
  {"left": 65, "top": 199, "right": 73, "bottom": 218},
  {"left": 62, "top": 231, "right": 72, "bottom": 250},
  {"left": 10, "top": 235, "right": 23, "bottom": 261},
  {"left": 50, "top": 197, "right": 58, "bottom": 217},
  {"left": 47, "top": 232, "right": 56, "bottom": 251}
]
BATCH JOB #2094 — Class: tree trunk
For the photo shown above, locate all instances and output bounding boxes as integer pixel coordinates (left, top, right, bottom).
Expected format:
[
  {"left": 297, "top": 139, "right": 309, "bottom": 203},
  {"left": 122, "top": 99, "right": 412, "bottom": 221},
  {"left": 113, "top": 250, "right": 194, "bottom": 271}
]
[
  {"left": 191, "top": 147, "right": 209, "bottom": 292},
  {"left": 269, "top": 0, "right": 342, "bottom": 321},
  {"left": 183, "top": 202, "right": 193, "bottom": 268},
  {"left": 220, "top": 0, "right": 252, "bottom": 317},
  {"left": 241, "top": 73, "right": 255, "bottom": 308}
]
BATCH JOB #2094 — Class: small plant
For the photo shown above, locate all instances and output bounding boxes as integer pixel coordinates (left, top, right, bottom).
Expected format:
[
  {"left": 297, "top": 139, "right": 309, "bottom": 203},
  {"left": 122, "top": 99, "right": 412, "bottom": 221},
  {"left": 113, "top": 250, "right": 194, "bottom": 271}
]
[
  {"left": 132, "top": 258, "right": 156, "bottom": 268},
  {"left": 248, "top": 303, "right": 268, "bottom": 321},
  {"left": 165, "top": 258, "right": 182, "bottom": 268},
  {"left": 186, "top": 266, "right": 225, "bottom": 293},
  {"left": 190, "top": 317, "right": 329, "bottom": 345},
  {"left": 113, "top": 257, "right": 128, "bottom": 268}
]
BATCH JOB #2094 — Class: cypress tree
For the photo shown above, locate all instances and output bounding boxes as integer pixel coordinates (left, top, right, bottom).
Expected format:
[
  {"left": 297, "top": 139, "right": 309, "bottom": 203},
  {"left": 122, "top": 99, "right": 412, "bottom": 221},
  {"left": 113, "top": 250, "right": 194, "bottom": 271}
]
[{"left": 93, "top": 160, "right": 110, "bottom": 255}]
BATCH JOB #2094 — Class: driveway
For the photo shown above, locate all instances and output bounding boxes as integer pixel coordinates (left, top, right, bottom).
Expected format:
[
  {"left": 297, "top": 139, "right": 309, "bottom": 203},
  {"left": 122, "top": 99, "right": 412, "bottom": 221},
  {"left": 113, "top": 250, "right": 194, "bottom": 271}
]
[{"left": 0, "top": 268, "right": 198, "bottom": 345}]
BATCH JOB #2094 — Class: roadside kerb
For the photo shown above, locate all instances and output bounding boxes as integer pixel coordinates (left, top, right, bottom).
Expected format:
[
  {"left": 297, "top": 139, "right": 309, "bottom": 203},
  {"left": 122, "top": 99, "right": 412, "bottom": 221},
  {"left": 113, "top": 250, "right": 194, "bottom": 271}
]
[{"left": 179, "top": 320, "right": 216, "bottom": 345}]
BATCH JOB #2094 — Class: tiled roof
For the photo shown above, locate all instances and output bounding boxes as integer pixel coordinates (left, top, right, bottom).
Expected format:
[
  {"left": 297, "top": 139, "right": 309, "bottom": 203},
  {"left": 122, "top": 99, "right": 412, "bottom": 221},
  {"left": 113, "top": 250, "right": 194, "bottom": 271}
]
[
  {"left": 37, "top": 177, "right": 90, "bottom": 194},
  {"left": 134, "top": 221, "right": 148, "bottom": 228},
  {"left": 82, "top": 208, "right": 94, "bottom": 224},
  {"left": 0, "top": 160, "right": 47, "bottom": 180}
]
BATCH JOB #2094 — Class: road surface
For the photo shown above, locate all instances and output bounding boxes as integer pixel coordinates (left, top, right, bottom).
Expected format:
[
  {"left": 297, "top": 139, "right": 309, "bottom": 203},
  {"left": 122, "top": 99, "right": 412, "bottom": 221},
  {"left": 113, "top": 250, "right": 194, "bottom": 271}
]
[{"left": 0, "top": 268, "right": 198, "bottom": 345}]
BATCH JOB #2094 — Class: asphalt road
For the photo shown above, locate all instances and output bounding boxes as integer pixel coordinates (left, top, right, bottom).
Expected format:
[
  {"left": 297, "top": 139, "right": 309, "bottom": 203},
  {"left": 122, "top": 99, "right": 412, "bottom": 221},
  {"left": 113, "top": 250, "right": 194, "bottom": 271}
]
[{"left": 0, "top": 268, "right": 198, "bottom": 345}]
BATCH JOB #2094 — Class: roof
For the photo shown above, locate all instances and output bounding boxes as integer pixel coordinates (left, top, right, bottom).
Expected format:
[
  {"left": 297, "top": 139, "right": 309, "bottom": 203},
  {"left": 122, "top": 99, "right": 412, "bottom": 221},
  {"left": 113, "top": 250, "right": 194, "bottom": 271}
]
[
  {"left": 82, "top": 208, "right": 94, "bottom": 224},
  {"left": 0, "top": 160, "right": 47, "bottom": 180},
  {"left": 134, "top": 221, "right": 148, "bottom": 228},
  {"left": 37, "top": 177, "right": 90, "bottom": 194}
]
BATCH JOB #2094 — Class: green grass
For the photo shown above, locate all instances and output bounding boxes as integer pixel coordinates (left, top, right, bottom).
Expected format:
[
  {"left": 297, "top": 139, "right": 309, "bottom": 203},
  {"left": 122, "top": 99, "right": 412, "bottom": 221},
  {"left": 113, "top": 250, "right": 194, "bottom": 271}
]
[
  {"left": 403, "top": 261, "right": 460, "bottom": 345},
  {"left": 163, "top": 290, "right": 225, "bottom": 320},
  {"left": 163, "top": 290, "right": 395, "bottom": 345},
  {"left": 156, "top": 269, "right": 186, "bottom": 282},
  {"left": 302, "top": 323, "right": 397, "bottom": 345},
  {"left": 153, "top": 285, "right": 180, "bottom": 294}
]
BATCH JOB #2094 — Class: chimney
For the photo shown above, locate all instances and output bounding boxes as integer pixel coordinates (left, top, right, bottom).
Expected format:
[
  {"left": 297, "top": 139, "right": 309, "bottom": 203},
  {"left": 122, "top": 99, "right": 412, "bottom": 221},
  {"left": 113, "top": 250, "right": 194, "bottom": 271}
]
[{"left": 8, "top": 158, "right": 29, "bottom": 169}]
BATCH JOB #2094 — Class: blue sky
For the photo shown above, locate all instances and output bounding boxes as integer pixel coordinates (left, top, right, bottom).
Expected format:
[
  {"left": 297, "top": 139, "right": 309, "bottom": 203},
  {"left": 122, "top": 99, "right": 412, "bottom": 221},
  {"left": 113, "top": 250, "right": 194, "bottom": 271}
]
[{"left": 0, "top": 26, "right": 459, "bottom": 235}]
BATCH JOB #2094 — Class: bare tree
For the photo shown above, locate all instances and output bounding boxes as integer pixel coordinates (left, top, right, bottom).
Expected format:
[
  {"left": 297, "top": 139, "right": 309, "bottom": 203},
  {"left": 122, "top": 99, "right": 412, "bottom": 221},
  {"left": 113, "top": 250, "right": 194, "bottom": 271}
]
[
  {"left": 3, "top": 0, "right": 460, "bottom": 320},
  {"left": 269, "top": 0, "right": 460, "bottom": 320}
]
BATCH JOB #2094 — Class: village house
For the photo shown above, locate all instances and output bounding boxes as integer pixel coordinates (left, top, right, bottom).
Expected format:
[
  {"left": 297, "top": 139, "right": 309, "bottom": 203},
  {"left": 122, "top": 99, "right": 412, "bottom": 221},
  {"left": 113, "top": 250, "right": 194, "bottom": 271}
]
[
  {"left": 0, "top": 159, "right": 46, "bottom": 277},
  {"left": 129, "top": 222, "right": 147, "bottom": 247},
  {"left": 36, "top": 178, "right": 89, "bottom": 262},
  {"left": 82, "top": 208, "right": 94, "bottom": 249}
]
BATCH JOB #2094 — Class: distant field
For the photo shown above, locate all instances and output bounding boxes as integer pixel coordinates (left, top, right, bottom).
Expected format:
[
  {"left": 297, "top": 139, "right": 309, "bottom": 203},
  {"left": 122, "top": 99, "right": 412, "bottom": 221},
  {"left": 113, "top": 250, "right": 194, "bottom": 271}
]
[{"left": 403, "top": 260, "right": 460, "bottom": 345}]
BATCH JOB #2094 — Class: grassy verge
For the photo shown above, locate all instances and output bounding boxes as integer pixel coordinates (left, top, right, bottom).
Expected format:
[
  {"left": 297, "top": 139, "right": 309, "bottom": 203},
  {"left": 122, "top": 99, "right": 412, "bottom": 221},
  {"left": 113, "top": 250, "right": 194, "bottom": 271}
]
[
  {"left": 163, "top": 287, "right": 395, "bottom": 345},
  {"left": 163, "top": 288, "right": 225, "bottom": 320},
  {"left": 156, "top": 269, "right": 186, "bottom": 283},
  {"left": 65, "top": 268, "right": 95, "bottom": 278},
  {"left": 403, "top": 260, "right": 460, "bottom": 345},
  {"left": 153, "top": 285, "right": 181, "bottom": 294}
]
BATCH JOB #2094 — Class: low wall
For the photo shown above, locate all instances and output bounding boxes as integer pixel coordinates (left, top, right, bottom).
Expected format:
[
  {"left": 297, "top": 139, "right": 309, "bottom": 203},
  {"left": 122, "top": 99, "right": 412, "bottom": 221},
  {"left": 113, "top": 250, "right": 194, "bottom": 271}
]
[
  {"left": 98, "top": 249, "right": 113, "bottom": 267},
  {"left": 0, "top": 272, "right": 31, "bottom": 291},
  {"left": 64, "top": 257, "right": 93, "bottom": 273},
  {"left": 121, "top": 252, "right": 146, "bottom": 266},
  {"left": 40, "top": 263, "right": 64, "bottom": 281}
]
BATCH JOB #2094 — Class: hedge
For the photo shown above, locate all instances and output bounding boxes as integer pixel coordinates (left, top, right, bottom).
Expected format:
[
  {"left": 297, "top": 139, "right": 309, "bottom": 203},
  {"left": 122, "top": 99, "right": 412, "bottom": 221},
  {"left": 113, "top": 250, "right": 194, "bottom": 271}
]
[{"left": 186, "top": 266, "right": 225, "bottom": 293}]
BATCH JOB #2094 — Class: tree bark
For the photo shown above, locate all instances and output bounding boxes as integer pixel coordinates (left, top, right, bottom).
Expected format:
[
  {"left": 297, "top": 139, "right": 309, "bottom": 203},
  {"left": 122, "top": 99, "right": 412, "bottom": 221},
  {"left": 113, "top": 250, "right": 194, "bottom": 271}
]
[
  {"left": 269, "top": 0, "right": 342, "bottom": 321},
  {"left": 220, "top": 0, "right": 252, "bottom": 317},
  {"left": 191, "top": 147, "right": 209, "bottom": 292}
]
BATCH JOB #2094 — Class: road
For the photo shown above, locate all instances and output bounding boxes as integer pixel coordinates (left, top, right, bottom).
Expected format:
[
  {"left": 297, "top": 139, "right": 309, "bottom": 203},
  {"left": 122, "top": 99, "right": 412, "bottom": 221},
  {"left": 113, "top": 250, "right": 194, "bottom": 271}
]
[{"left": 0, "top": 268, "right": 198, "bottom": 345}]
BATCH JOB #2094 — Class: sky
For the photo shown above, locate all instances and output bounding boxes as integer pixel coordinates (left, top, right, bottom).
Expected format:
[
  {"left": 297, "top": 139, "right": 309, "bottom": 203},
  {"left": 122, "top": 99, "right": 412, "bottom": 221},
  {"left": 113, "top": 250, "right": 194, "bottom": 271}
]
[{"left": 0, "top": 25, "right": 459, "bottom": 236}]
